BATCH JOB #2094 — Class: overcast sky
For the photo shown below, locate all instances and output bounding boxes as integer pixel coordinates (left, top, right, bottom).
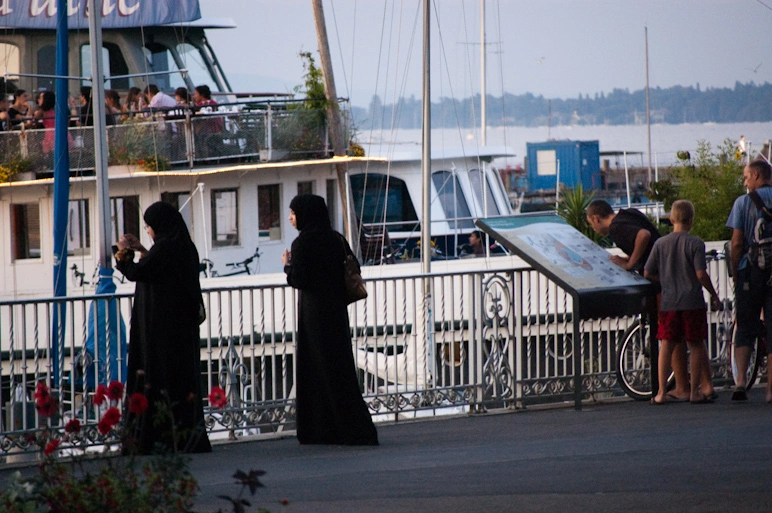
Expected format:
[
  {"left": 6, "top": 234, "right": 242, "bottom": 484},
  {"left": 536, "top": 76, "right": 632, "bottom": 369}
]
[{"left": 197, "top": 0, "right": 772, "bottom": 108}]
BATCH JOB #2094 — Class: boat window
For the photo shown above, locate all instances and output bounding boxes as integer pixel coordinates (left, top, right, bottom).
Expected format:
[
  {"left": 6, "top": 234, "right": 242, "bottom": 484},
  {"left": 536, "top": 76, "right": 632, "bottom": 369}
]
[
  {"left": 176, "top": 42, "right": 219, "bottom": 92},
  {"left": 258, "top": 184, "right": 281, "bottom": 241},
  {"left": 432, "top": 171, "right": 474, "bottom": 229},
  {"left": 326, "top": 179, "right": 337, "bottom": 229},
  {"left": 143, "top": 43, "right": 186, "bottom": 92},
  {"left": 468, "top": 169, "right": 500, "bottom": 216},
  {"left": 80, "top": 43, "right": 130, "bottom": 90},
  {"left": 110, "top": 196, "right": 140, "bottom": 243},
  {"left": 68, "top": 199, "right": 90, "bottom": 257},
  {"left": 0, "top": 43, "right": 19, "bottom": 91},
  {"left": 160, "top": 192, "right": 193, "bottom": 232},
  {"left": 37, "top": 45, "right": 56, "bottom": 92},
  {"left": 297, "top": 181, "right": 314, "bottom": 196},
  {"left": 349, "top": 174, "right": 419, "bottom": 232},
  {"left": 212, "top": 188, "right": 239, "bottom": 247},
  {"left": 11, "top": 203, "right": 41, "bottom": 260}
]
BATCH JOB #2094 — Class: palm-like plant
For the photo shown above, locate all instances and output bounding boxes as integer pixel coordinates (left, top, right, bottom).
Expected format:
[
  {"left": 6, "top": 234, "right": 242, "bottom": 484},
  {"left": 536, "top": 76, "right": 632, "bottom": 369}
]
[{"left": 557, "top": 185, "right": 609, "bottom": 245}]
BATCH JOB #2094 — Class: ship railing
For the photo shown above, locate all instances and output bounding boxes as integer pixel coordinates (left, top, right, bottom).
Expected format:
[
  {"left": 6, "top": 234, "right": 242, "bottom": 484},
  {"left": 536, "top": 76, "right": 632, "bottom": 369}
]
[
  {"left": 0, "top": 251, "right": 735, "bottom": 462},
  {"left": 0, "top": 99, "right": 348, "bottom": 179}
]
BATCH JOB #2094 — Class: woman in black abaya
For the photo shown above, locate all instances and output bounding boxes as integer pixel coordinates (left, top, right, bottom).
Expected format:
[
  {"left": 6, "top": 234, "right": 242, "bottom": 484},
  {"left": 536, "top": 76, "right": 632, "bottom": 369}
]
[
  {"left": 115, "top": 201, "right": 211, "bottom": 454},
  {"left": 282, "top": 194, "right": 378, "bottom": 445}
]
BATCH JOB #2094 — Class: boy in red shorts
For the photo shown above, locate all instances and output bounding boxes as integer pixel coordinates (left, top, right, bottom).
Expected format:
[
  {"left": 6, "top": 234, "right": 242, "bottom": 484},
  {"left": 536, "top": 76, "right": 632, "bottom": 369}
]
[{"left": 644, "top": 200, "right": 721, "bottom": 404}]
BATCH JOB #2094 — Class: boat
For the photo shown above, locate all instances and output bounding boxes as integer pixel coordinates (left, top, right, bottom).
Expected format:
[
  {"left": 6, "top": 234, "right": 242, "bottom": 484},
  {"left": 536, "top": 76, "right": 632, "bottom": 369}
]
[{"left": 0, "top": 1, "right": 515, "bottom": 301}]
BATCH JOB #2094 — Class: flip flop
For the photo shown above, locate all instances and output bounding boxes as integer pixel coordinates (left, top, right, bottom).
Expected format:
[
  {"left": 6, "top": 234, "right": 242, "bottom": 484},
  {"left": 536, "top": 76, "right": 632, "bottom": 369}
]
[
  {"left": 731, "top": 386, "right": 748, "bottom": 401},
  {"left": 666, "top": 393, "right": 689, "bottom": 403},
  {"left": 690, "top": 396, "right": 715, "bottom": 404}
]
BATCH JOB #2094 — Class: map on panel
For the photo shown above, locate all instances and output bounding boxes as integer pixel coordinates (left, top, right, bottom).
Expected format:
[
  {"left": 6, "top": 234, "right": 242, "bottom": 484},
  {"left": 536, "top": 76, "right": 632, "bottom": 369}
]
[{"left": 477, "top": 216, "right": 649, "bottom": 292}]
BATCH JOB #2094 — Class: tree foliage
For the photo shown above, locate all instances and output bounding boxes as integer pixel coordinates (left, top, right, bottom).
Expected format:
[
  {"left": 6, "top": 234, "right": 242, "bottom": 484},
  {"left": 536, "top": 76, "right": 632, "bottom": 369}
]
[
  {"left": 557, "top": 185, "right": 610, "bottom": 246},
  {"left": 649, "top": 139, "right": 744, "bottom": 241}
]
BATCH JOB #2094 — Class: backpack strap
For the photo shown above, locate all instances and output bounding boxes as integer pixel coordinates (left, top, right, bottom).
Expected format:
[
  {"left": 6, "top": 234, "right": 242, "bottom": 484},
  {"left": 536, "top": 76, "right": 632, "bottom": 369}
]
[{"left": 749, "top": 190, "right": 772, "bottom": 217}]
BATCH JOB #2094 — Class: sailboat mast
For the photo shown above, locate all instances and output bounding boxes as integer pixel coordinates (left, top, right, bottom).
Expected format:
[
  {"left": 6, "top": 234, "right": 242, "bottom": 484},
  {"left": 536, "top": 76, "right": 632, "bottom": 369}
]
[
  {"left": 88, "top": 0, "right": 112, "bottom": 270},
  {"left": 480, "top": 0, "right": 486, "bottom": 146},
  {"left": 421, "top": 0, "right": 431, "bottom": 274},
  {"left": 645, "top": 26, "right": 652, "bottom": 185}
]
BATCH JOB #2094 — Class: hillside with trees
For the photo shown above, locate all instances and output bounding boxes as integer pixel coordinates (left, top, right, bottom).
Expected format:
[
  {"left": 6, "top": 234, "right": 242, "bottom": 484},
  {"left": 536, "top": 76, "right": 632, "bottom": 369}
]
[{"left": 351, "top": 81, "right": 772, "bottom": 129}]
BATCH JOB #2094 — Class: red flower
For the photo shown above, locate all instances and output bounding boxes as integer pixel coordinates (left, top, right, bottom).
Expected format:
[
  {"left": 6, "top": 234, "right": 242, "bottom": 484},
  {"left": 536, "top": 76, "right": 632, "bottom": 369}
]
[
  {"left": 208, "top": 386, "right": 227, "bottom": 408},
  {"left": 128, "top": 392, "right": 149, "bottom": 415},
  {"left": 34, "top": 381, "right": 50, "bottom": 401},
  {"left": 36, "top": 396, "right": 58, "bottom": 418},
  {"left": 107, "top": 380, "right": 125, "bottom": 401},
  {"left": 97, "top": 418, "right": 112, "bottom": 435},
  {"left": 93, "top": 384, "right": 108, "bottom": 406},
  {"left": 43, "top": 439, "right": 60, "bottom": 456},
  {"left": 65, "top": 418, "right": 81, "bottom": 434},
  {"left": 103, "top": 407, "right": 121, "bottom": 427}
]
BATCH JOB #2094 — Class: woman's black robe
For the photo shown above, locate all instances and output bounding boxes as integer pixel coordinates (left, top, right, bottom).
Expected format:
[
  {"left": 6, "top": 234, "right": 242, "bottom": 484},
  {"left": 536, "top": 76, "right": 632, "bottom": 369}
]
[
  {"left": 116, "top": 202, "right": 211, "bottom": 454},
  {"left": 285, "top": 194, "right": 378, "bottom": 445}
]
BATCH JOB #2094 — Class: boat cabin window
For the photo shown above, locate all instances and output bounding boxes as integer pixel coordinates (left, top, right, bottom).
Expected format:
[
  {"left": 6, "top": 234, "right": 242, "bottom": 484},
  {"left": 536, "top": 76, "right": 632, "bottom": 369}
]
[
  {"left": 297, "top": 181, "right": 314, "bottom": 196},
  {"left": 258, "top": 184, "right": 281, "bottom": 241},
  {"left": 432, "top": 171, "right": 474, "bottom": 229},
  {"left": 326, "top": 179, "right": 337, "bottom": 229},
  {"left": 176, "top": 42, "right": 219, "bottom": 92},
  {"left": 143, "top": 43, "right": 186, "bottom": 92},
  {"left": 160, "top": 192, "right": 193, "bottom": 232},
  {"left": 11, "top": 203, "right": 41, "bottom": 260},
  {"left": 80, "top": 43, "right": 130, "bottom": 90},
  {"left": 212, "top": 188, "right": 239, "bottom": 247},
  {"left": 37, "top": 46, "right": 56, "bottom": 92},
  {"left": 349, "top": 174, "right": 419, "bottom": 232},
  {"left": 68, "top": 199, "right": 90, "bottom": 257},
  {"left": 0, "top": 43, "right": 20, "bottom": 91},
  {"left": 111, "top": 196, "right": 141, "bottom": 243},
  {"left": 468, "top": 169, "right": 501, "bottom": 216}
]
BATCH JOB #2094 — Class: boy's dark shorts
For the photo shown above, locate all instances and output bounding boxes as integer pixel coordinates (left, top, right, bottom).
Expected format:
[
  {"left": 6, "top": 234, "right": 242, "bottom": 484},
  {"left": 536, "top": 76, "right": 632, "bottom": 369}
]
[{"left": 657, "top": 308, "right": 707, "bottom": 341}]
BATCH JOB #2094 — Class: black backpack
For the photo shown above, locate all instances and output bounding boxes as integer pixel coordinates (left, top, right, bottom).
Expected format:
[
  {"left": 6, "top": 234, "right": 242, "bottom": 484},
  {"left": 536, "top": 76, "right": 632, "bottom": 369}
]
[{"left": 747, "top": 190, "right": 772, "bottom": 271}]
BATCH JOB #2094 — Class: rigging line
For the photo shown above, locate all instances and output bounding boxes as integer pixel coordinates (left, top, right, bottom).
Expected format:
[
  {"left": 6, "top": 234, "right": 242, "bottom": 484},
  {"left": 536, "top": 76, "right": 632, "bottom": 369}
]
[
  {"left": 755, "top": 0, "right": 772, "bottom": 11},
  {"left": 495, "top": 0, "right": 508, "bottom": 157},
  {"left": 328, "top": 0, "right": 351, "bottom": 99},
  {"left": 359, "top": 1, "right": 390, "bottom": 228},
  {"left": 433, "top": 0, "right": 470, "bottom": 166}
]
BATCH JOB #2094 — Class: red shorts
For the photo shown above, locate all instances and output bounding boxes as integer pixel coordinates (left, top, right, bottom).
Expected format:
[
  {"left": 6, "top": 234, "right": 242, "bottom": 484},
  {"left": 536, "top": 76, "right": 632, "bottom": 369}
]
[{"left": 657, "top": 309, "right": 707, "bottom": 341}]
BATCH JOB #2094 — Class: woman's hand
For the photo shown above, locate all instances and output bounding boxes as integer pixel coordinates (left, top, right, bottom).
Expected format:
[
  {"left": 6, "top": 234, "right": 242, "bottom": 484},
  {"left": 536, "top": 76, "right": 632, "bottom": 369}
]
[
  {"left": 281, "top": 249, "right": 291, "bottom": 266},
  {"left": 119, "top": 233, "right": 147, "bottom": 252}
]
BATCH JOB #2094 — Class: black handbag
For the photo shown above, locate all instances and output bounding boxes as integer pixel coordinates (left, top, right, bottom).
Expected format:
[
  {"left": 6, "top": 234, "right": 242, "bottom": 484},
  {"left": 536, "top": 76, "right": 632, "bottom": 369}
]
[{"left": 341, "top": 238, "right": 367, "bottom": 305}]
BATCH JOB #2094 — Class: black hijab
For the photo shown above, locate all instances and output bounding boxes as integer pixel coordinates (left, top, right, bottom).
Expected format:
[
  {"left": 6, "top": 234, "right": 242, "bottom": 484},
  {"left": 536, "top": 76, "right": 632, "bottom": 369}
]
[
  {"left": 144, "top": 201, "right": 193, "bottom": 245},
  {"left": 290, "top": 194, "right": 331, "bottom": 232}
]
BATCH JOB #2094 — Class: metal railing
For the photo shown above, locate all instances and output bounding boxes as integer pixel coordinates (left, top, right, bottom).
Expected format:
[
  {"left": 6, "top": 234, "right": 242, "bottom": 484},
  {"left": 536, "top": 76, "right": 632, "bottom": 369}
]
[
  {"left": 0, "top": 254, "right": 744, "bottom": 461},
  {"left": 0, "top": 101, "right": 344, "bottom": 177}
]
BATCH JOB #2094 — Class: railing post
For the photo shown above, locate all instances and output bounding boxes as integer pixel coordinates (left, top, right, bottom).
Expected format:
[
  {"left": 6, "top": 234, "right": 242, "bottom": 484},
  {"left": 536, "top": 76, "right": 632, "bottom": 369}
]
[
  {"left": 186, "top": 109, "right": 194, "bottom": 168},
  {"left": 264, "top": 104, "right": 273, "bottom": 162}
]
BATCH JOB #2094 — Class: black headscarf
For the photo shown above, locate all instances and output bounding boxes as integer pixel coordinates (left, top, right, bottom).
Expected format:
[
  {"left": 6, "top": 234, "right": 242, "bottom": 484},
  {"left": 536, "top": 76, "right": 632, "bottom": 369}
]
[
  {"left": 290, "top": 194, "right": 331, "bottom": 232},
  {"left": 144, "top": 201, "right": 193, "bottom": 245}
]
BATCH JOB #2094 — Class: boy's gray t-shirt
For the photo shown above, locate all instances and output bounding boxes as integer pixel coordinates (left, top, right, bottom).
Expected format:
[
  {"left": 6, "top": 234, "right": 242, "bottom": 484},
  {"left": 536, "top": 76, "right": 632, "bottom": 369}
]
[{"left": 644, "top": 231, "right": 707, "bottom": 311}]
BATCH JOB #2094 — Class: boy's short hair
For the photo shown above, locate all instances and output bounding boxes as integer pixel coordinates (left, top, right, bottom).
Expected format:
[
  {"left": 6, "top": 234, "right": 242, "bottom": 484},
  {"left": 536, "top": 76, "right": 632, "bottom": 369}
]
[
  {"left": 586, "top": 199, "right": 614, "bottom": 218},
  {"left": 670, "top": 200, "right": 694, "bottom": 225}
]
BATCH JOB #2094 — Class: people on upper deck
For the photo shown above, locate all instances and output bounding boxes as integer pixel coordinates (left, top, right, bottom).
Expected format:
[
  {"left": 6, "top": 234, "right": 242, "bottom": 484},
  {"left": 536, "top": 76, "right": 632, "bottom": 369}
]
[
  {"left": 144, "top": 84, "right": 177, "bottom": 115},
  {"left": 469, "top": 230, "right": 485, "bottom": 256},
  {"left": 0, "top": 96, "right": 10, "bottom": 131},
  {"left": 78, "top": 86, "right": 94, "bottom": 127},
  {"left": 34, "top": 91, "right": 56, "bottom": 153},
  {"left": 104, "top": 89, "right": 122, "bottom": 126},
  {"left": 8, "top": 89, "right": 31, "bottom": 129},
  {"left": 123, "top": 86, "right": 146, "bottom": 119},
  {"left": 175, "top": 87, "right": 191, "bottom": 105}
]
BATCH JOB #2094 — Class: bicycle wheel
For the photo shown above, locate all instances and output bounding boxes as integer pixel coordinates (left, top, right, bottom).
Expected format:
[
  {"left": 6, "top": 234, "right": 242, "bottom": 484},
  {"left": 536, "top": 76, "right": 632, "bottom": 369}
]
[
  {"left": 729, "top": 323, "right": 762, "bottom": 391},
  {"left": 617, "top": 321, "right": 654, "bottom": 400},
  {"left": 617, "top": 320, "right": 676, "bottom": 400}
]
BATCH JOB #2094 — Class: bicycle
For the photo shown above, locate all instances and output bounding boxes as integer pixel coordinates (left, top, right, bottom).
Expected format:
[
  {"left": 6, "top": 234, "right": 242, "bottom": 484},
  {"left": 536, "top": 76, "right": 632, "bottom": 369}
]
[
  {"left": 200, "top": 248, "right": 261, "bottom": 277},
  {"left": 616, "top": 247, "right": 764, "bottom": 400}
]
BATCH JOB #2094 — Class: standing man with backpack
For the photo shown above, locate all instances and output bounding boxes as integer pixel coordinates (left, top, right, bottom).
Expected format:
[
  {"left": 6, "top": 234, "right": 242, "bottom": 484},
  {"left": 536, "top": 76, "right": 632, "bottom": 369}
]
[{"left": 726, "top": 158, "right": 772, "bottom": 402}]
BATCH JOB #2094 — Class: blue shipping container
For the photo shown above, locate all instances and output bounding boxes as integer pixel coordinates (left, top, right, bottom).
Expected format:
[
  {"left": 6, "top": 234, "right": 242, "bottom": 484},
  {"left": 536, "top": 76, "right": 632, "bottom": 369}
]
[{"left": 526, "top": 140, "right": 600, "bottom": 191}]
